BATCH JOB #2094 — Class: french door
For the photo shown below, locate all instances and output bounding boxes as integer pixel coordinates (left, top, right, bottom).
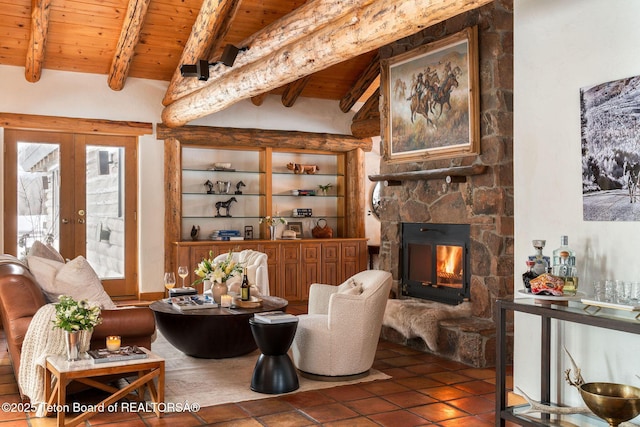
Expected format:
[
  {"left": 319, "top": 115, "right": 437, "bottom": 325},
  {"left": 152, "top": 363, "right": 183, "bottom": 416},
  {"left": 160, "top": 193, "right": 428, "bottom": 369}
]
[{"left": 3, "top": 129, "right": 138, "bottom": 298}]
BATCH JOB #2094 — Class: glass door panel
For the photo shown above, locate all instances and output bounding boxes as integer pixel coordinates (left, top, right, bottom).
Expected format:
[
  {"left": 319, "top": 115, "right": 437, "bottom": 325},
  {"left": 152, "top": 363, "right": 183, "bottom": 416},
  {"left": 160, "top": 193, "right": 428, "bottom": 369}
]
[
  {"left": 16, "top": 142, "right": 61, "bottom": 258},
  {"left": 85, "top": 145, "right": 125, "bottom": 280}
]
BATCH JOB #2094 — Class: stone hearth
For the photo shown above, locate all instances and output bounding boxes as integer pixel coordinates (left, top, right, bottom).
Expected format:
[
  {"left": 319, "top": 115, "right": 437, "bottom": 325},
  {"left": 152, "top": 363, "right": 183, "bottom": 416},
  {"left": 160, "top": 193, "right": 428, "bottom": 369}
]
[{"left": 377, "top": 0, "right": 514, "bottom": 368}]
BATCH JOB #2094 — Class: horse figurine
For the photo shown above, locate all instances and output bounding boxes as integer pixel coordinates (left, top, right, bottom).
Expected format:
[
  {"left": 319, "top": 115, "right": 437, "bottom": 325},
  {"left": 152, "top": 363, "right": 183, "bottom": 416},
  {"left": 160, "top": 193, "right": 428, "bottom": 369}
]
[
  {"left": 215, "top": 197, "right": 237, "bottom": 217},
  {"left": 286, "top": 162, "right": 319, "bottom": 174},
  {"left": 204, "top": 179, "right": 215, "bottom": 194},
  {"left": 235, "top": 181, "right": 246, "bottom": 195}
]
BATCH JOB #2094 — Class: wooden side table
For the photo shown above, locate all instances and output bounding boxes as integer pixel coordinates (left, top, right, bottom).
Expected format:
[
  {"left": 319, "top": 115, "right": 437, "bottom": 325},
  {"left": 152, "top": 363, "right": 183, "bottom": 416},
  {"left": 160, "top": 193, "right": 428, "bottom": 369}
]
[{"left": 44, "top": 348, "right": 164, "bottom": 427}]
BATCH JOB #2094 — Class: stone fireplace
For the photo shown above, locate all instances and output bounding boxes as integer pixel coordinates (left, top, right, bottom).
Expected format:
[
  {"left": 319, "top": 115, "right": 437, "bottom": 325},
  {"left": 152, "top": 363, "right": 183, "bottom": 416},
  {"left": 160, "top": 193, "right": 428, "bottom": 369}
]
[{"left": 377, "top": 1, "right": 514, "bottom": 368}]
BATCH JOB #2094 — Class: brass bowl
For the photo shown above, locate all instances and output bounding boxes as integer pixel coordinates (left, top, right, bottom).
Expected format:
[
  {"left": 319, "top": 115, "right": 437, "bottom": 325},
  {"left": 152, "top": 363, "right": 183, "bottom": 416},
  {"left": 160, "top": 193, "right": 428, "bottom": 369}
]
[{"left": 579, "top": 382, "right": 640, "bottom": 426}]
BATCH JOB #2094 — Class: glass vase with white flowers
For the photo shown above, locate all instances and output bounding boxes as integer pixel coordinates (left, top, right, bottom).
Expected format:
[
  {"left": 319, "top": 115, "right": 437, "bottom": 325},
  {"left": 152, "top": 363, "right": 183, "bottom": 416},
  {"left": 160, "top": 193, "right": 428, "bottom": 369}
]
[{"left": 260, "top": 216, "right": 287, "bottom": 240}]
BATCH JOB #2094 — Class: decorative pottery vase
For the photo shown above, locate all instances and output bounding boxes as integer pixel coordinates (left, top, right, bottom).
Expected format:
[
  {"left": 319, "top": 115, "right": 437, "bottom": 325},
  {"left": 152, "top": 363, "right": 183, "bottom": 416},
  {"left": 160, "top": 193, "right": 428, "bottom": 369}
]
[
  {"left": 269, "top": 225, "right": 277, "bottom": 240},
  {"left": 212, "top": 281, "right": 228, "bottom": 304},
  {"left": 202, "top": 279, "right": 212, "bottom": 293},
  {"left": 65, "top": 330, "right": 80, "bottom": 361}
]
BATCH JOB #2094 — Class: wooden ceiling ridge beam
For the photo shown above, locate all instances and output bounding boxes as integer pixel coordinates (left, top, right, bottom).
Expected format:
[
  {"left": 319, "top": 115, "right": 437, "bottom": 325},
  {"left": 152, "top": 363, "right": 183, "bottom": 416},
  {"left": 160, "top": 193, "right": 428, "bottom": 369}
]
[
  {"left": 108, "top": 0, "right": 152, "bottom": 91},
  {"left": 162, "top": 0, "right": 243, "bottom": 103},
  {"left": 339, "top": 50, "right": 380, "bottom": 113},
  {"left": 25, "top": 0, "right": 52, "bottom": 83},
  {"left": 282, "top": 76, "right": 312, "bottom": 108},
  {"left": 155, "top": 123, "right": 372, "bottom": 152},
  {"left": 162, "top": 0, "right": 493, "bottom": 127},
  {"left": 162, "top": 0, "right": 378, "bottom": 107}
]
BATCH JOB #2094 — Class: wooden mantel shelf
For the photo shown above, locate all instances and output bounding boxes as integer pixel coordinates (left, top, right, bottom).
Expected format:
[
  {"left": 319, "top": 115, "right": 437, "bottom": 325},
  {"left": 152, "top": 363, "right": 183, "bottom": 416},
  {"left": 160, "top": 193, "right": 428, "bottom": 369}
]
[{"left": 368, "top": 165, "right": 487, "bottom": 183}]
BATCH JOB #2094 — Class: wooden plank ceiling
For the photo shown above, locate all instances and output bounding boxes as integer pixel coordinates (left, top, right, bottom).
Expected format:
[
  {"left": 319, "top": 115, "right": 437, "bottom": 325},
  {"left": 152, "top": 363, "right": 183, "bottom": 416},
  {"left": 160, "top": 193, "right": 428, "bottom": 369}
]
[{"left": 0, "top": 0, "right": 491, "bottom": 134}]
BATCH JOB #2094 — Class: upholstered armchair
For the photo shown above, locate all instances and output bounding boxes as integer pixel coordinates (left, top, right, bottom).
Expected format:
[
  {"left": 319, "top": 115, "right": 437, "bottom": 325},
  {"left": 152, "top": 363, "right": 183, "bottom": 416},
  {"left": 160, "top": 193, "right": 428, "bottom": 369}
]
[
  {"left": 212, "top": 249, "right": 270, "bottom": 296},
  {"left": 291, "top": 270, "right": 392, "bottom": 380}
]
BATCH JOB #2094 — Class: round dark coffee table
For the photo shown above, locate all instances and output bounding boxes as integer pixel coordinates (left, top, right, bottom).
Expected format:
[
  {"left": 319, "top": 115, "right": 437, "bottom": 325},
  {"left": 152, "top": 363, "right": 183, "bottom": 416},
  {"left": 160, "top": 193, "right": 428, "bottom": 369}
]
[
  {"left": 249, "top": 317, "right": 299, "bottom": 394},
  {"left": 149, "top": 296, "right": 288, "bottom": 359}
]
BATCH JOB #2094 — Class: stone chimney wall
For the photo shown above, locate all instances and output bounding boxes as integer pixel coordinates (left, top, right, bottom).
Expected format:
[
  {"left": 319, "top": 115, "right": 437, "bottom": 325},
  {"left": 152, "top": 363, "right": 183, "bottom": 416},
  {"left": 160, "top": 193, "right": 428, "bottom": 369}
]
[{"left": 377, "top": 0, "right": 514, "bottom": 366}]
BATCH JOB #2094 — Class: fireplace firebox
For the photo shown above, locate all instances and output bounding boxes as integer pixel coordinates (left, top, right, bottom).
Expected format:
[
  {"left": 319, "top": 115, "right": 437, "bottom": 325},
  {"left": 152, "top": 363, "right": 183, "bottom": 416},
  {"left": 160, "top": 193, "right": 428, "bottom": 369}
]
[{"left": 401, "top": 223, "right": 471, "bottom": 305}]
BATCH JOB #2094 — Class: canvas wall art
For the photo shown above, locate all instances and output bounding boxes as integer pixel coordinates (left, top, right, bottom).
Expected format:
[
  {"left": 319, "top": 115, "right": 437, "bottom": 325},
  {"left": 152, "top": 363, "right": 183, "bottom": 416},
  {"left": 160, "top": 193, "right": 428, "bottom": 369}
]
[
  {"left": 381, "top": 26, "right": 479, "bottom": 163},
  {"left": 581, "top": 74, "right": 640, "bottom": 221}
]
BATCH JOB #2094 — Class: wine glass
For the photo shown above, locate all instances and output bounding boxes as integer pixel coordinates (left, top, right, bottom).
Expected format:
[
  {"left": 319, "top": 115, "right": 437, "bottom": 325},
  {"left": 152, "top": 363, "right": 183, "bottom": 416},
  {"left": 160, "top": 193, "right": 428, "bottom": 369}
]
[
  {"left": 164, "top": 272, "right": 176, "bottom": 297},
  {"left": 178, "top": 266, "right": 189, "bottom": 288}
]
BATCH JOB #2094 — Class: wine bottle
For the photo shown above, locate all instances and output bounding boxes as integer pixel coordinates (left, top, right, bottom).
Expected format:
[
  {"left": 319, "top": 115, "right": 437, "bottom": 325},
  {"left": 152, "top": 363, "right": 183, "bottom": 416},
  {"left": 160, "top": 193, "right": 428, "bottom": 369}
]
[{"left": 241, "top": 267, "right": 250, "bottom": 301}]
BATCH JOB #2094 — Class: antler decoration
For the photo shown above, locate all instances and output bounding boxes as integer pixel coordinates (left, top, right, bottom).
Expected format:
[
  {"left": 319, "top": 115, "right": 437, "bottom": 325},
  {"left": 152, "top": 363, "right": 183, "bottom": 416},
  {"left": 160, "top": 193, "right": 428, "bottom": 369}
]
[
  {"left": 516, "top": 347, "right": 640, "bottom": 425},
  {"left": 563, "top": 345, "right": 585, "bottom": 388}
]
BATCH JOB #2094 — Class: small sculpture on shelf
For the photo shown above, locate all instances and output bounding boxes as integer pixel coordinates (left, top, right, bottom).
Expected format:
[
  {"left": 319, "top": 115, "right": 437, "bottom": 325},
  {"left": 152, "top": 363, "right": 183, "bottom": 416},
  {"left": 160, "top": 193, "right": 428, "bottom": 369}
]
[
  {"left": 235, "top": 181, "right": 246, "bottom": 195},
  {"left": 190, "top": 225, "right": 200, "bottom": 241},
  {"left": 318, "top": 183, "right": 332, "bottom": 195},
  {"left": 215, "top": 197, "right": 237, "bottom": 217},
  {"left": 287, "top": 162, "right": 319, "bottom": 174},
  {"left": 204, "top": 180, "right": 215, "bottom": 194}
]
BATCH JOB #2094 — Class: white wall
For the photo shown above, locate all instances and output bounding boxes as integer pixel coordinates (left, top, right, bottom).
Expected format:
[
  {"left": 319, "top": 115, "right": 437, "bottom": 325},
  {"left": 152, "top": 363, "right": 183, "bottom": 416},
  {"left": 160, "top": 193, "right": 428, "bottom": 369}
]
[
  {"left": 514, "top": 0, "right": 640, "bottom": 406},
  {"left": 0, "top": 64, "right": 357, "bottom": 293}
]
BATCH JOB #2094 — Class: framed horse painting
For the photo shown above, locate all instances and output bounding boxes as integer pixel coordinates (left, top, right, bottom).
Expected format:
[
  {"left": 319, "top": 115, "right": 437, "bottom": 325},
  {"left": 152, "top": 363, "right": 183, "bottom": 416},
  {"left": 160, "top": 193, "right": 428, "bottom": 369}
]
[{"left": 381, "top": 26, "right": 480, "bottom": 163}]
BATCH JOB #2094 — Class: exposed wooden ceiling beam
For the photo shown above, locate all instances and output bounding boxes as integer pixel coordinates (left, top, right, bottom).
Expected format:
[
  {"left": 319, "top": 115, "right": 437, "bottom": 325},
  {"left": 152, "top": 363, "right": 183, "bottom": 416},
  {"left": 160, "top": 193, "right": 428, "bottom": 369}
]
[
  {"left": 339, "top": 51, "right": 380, "bottom": 113},
  {"left": 156, "top": 124, "right": 372, "bottom": 152},
  {"left": 108, "top": 0, "right": 152, "bottom": 91},
  {"left": 25, "top": 0, "right": 52, "bottom": 83},
  {"left": 351, "top": 88, "right": 380, "bottom": 138},
  {"left": 163, "top": 0, "right": 377, "bottom": 106},
  {"left": 282, "top": 76, "right": 311, "bottom": 108},
  {"left": 162, "top": 0, "right": 492, "bottom": 127},
  {"left": 162, "top": 0, "right": 243, "bottom": 103},
  {"left": 251, "top": 93, "right": 269, "bottom": 106}
]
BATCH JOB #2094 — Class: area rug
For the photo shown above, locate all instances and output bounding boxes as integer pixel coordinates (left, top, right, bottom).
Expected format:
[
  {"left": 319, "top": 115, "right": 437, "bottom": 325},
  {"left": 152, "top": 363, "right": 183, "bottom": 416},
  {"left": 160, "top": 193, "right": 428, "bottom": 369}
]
[{"left": 151, "top": 331, "right": 391, "bottom": 409}]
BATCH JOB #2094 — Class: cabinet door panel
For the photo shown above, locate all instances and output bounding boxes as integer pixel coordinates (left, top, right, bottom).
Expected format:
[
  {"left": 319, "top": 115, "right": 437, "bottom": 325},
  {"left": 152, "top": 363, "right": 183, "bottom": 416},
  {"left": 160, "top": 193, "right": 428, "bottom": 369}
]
[
  {"left": 301, "top": 243, "right": 321, "bottom": 300},
  {"left": 322, "top": 242, "right": 340, "bottom": 285},
  {"left": 259, "top": 243, "right": 280, "bottom": 296},
  {"left": 281, "top": 244, "right": 300, "bottom": 301},
  {"left": 341, "top": 242, "right": 362, "bottom": 282}
]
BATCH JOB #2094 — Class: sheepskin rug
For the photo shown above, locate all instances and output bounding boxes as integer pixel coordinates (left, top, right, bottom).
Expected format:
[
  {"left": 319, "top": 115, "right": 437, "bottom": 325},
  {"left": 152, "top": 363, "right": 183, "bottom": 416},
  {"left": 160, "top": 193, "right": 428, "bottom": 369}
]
[{"left": 382, "top": 298, "right": 472, "bottom": 351}]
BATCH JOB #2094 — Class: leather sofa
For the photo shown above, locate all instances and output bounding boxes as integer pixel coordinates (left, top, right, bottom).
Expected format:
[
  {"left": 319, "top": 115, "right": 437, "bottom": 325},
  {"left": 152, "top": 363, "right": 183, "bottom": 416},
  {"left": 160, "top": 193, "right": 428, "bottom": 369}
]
[{"left": 0, "top": 258, "right": 156, "bottom": 383}]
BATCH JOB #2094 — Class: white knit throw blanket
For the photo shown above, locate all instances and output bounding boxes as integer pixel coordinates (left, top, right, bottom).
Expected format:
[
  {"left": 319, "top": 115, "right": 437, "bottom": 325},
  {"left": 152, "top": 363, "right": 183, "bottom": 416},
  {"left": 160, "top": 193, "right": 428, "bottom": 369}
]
[{"left": 19, "top": 304, "right": 92, "bottom": 417}]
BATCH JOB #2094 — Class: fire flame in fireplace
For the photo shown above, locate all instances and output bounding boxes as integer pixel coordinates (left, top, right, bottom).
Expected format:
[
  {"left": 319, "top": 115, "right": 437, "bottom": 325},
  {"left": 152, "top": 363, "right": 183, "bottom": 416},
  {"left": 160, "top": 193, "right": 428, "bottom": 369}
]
[{"left": 437, "top": 245, "right": 463, "bottom": 281}]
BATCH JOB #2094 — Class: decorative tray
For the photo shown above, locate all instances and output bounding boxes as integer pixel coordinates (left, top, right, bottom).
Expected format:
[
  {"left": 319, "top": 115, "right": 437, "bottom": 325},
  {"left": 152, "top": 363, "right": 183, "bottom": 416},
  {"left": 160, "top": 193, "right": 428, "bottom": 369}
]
[
  {"left": 234, "top": 296, "right": 263, "bottom": 308},
  {"left": 580, "top": 298, "right": 640, "bottom": 312},
  {"left": 517, "top": 289, "right": 585, "bottom": 301}
]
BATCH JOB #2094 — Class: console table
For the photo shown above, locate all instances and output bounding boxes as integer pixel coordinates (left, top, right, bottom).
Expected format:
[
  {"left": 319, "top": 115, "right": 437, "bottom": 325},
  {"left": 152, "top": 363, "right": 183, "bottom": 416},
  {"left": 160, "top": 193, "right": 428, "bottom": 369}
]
[{"left": 496, "top": 297, "right": 640, "bottom": 426}]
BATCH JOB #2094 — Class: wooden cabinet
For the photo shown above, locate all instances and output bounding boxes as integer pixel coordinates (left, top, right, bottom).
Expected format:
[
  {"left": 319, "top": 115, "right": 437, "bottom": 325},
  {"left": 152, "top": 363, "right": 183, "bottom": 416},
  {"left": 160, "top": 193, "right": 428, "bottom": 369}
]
[{"left": 174, "top": 238, "right": 367, "bottom": 301}]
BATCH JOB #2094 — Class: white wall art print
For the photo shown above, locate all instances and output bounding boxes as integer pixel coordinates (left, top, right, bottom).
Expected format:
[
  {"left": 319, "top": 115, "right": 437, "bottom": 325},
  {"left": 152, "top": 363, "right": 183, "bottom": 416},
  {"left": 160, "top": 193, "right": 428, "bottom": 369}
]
[{"left": 581, "top": 74, "right": 640, "bottom": 221}]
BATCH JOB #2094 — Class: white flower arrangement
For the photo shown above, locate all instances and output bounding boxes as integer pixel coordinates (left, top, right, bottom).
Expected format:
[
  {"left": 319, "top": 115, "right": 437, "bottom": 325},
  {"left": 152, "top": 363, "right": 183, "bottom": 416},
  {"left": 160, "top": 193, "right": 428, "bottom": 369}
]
[
  {"left": 52, "top": 295, "right": 102, "bottom": 332},
  {"left": 194, "top": 250, "right": 243, "bottom": 285}
]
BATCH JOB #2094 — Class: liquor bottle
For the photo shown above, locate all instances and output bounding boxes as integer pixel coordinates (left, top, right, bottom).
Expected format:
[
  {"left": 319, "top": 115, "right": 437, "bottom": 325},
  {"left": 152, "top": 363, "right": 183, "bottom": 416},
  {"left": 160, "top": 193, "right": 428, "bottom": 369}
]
[
  {"left": 529, "top": 240, "right": 549, "bottom": 276},
  {"left": 241, "top": 267, "right": 250, "bottom": 301},
  {"left": 552, "top": 235, "right": 578, "bottom": 295}
]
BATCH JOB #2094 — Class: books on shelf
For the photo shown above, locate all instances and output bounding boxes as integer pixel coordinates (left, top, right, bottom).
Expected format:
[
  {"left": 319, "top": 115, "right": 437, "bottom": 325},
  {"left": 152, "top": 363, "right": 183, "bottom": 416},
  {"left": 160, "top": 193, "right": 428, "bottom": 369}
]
[
  {"left": 253, "top": 311, "right": 298, "bottom": 324},
  {"left": 170, "top": 295, "right": 217, "bottom": 312},
  {"left": 88, "top": 346, "right": 148, "bottom": 364}
]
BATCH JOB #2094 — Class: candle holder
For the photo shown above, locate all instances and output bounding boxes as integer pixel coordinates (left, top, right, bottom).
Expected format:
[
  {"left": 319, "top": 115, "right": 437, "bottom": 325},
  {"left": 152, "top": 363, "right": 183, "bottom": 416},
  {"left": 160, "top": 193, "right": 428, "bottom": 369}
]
[
  {"left": 221, "top": 294, "right": 233, "bottom": 308},
  {"left": 106, "top": 335, "right": 121, "bottom": 352}
]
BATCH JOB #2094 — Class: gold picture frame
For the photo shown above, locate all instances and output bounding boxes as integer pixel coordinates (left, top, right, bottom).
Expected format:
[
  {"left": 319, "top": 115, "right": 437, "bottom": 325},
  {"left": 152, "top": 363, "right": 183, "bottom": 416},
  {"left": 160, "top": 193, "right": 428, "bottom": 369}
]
[{"left": 381, "top": 26, "right": 480, "bottom": 163}]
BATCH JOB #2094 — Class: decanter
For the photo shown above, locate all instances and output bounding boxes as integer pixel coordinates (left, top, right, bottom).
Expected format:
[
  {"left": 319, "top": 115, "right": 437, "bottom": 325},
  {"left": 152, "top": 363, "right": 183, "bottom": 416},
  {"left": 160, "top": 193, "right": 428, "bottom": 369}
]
[{"left": 529, "top": 240, "right": 549, "bottom": 276}]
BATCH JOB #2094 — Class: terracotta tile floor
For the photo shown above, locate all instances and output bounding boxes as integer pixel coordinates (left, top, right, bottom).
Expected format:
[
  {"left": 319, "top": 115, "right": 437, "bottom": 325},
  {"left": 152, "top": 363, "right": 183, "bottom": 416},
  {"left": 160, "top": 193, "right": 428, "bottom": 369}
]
[{"left": 0, "top": 302, "right": 522, "bottom": 426}]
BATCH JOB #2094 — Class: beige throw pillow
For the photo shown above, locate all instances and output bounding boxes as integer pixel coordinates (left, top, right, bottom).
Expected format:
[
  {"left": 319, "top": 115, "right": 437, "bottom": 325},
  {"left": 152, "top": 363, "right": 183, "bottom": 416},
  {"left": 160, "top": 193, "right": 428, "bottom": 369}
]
[
  {"left": 55, "top": 256, "right": 116, "bottom": 309},
  {"left": 26, "top": 255, "right": 116, "bottom": 309},
  {"left": 26, "top": 256, "right": 63, "bottom": 297},
  {"left": 28, "top": 241, "right": 65, "bottom": 263},
  {"left": 338, "top": 278, "right": 364, "bottom": 295}
]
